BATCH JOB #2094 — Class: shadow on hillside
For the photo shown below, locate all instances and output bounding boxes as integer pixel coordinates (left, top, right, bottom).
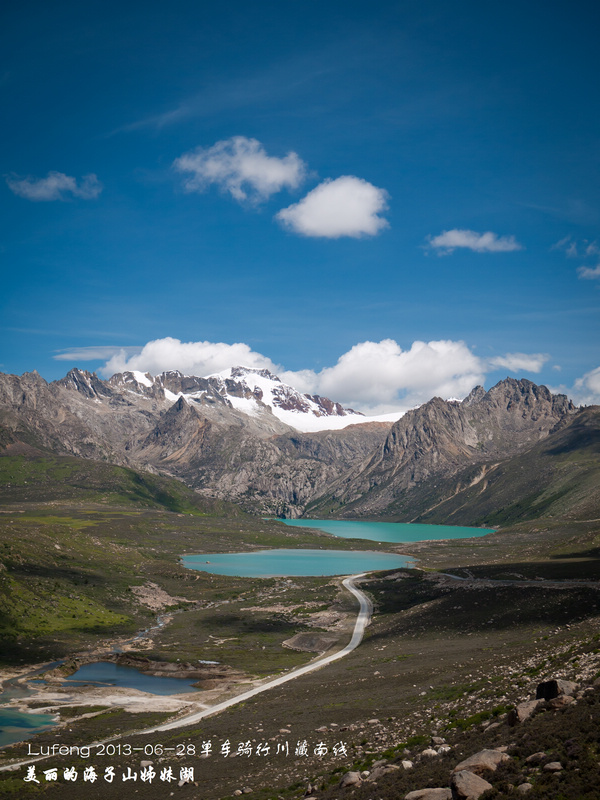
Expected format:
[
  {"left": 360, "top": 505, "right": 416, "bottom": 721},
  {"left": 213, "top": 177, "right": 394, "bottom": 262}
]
[
  {"left": 8, "top": 563, "right": 106, "bottom": 585},
  {"left": 457, "top": 554, "right": 600, "bottom": 581},
  {"left": 368, "top": 571, "right": 600, "bottom": 638}
]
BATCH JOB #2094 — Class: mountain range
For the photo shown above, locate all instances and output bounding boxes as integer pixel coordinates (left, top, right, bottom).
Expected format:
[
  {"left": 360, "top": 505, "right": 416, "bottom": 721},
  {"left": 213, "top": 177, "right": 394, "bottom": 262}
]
[{"left": 1, "top": 366, "right": 597, "bottom": 523}]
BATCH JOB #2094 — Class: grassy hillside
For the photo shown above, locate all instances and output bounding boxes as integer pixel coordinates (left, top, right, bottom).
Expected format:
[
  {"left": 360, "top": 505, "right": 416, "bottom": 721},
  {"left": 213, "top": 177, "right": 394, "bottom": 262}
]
[
  {"left": 0, "top": 440, "right": 380, "bottom": 666},
  {"left": 0, "top": 448, "right": 240, "bottom": 516}
]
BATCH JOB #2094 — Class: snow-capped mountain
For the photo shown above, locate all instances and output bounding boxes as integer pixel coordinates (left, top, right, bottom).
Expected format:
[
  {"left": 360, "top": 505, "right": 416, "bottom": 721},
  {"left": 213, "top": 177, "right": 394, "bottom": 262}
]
[
  {"left": 109, "top": 365, "right": 400, "bottom": 433},
  {"left": 0, "top": 368, "right": 579, "bottom": 519}
]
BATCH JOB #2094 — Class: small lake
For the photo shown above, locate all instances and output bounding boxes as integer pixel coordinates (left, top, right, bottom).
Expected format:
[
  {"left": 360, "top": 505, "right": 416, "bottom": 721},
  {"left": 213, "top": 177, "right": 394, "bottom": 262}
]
[
  {"left": 64, "top": 661, "right": 201, "bottom": 695},
  {"left": 182, "top": 548, "right": 413, "bottom": 577},
  {"left": 0, "top": 708, "right": 57, "bottom": 748},
  {"left": 279, "top": 519, "right": 494, "bottom": 543},
  {"left": 0, "top": 661, "right": 201, "bottom": 749}
]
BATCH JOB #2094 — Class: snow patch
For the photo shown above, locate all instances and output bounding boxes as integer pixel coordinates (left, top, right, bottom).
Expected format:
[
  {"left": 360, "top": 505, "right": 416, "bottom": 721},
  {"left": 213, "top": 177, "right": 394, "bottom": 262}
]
[{"left": 132, "top": 370, "right": 153, "bottom": 388}]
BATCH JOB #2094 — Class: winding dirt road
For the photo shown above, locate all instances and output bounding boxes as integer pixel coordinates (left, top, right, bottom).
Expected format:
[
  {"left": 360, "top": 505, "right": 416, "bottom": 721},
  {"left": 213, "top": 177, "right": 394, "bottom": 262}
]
[{"left": 145, "top": 571, "right": 372, "bottom": 732}]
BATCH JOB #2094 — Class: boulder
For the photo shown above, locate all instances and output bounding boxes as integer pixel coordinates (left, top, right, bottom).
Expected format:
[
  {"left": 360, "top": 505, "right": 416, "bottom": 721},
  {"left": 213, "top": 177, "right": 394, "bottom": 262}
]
[
  {"left": 339, "top": 771, "right": 362, "bottom": 788},
  {"left": 452, "top": 749, "right": 509, "bottom": 775},
  {"left": 525, "top": 751, "right": 546, "bottom": 765},
  {"left": 405, "top": 790, "right": 452, "bottom": 800},
  {"left": 451, "top": 770, "right": 493, "bottom": 800},
  {"left": 547, "top": 694, "right": 575, "bottom": 709},
  {"left": 421, "top": 748, "right": 439, "bottom": 757},
  {"left": 402, "top": 760, "right": 414, "bottom": 769},
  {"left": 535, "top": 679, "right": 578, "bottom": 700},
  {"left": 369, "top": 764, "right": 400, "bottom": 781},
  {"left": 507, "top": 699, "right": 544, "bottom": 725},
  {"left": 516, "top": 784, "right": 533, "bottom": 794},
  {"left": 543, "top": 761, "right": 563, "bottom": 772}
]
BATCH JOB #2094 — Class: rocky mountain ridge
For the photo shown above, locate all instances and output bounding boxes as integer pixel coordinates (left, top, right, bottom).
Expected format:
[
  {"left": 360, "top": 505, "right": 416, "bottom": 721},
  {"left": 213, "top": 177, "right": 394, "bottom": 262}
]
[
  {"left": 0, "top": 367, "right": 391, "bottom": 516},
  {"left": 0, "top": 369, "right": 583, "bottom": 519},
  {"left": 306, "top": 379, "right": 577, "bottom": 519}
]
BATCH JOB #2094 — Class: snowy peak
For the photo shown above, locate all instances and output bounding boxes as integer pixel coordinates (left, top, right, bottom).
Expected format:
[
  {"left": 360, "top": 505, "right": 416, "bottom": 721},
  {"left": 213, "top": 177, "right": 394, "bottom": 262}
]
[
  {"left": 207, "top": 365, "right": 366, "bottom": 431},
  {"left": 104, "top": 365, "right": 377, "bottom": 432}
]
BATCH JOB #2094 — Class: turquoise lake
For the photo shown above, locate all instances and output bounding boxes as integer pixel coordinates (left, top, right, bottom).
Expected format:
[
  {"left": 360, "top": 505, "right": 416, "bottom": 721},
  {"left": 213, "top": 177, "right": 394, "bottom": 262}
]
[
  {"left": 0, "top": 662, "right": 201, "bottom": 749},
  {"left": 182, "top": 548, "right": 412, "bottom": 577},
  {"left": 182, "top": 521, "right": 492, "bottom": 577},
  {"left": 0, "top": 709, "right": 57, "bottom": 748},
  {"left": 278, "top": 519, "right": 494, "bottom": 543}
]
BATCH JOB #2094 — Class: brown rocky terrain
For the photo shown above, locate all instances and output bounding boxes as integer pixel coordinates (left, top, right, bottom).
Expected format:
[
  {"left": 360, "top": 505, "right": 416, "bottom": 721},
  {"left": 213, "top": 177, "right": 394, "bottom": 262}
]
[
  {"left": 0, "top": 368, "right": 390, "bottom": 517},
  {"left": 0, "top": 369, "right": 584, "bottom": 522},
  {"left": 306, "top": 379, "right": 577, "bottom": 520}
]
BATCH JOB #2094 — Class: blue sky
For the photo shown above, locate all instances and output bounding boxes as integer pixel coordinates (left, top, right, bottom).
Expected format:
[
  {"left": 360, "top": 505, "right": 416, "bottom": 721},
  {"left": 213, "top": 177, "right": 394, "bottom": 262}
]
[{"left": 1, "top": 0, "right": 599, "bottom": 412}]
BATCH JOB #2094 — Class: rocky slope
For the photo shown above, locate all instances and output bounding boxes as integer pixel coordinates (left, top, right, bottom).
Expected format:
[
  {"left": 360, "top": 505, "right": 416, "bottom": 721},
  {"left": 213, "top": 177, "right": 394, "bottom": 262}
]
[
  {"left": 306, "top": 379, "right": 577, "bottom": 520},
  {"left": 1, "top": 369, "right": 587, "bottom": 520},
  {"left": 0, "top": 367, "right": 391, "bottom": 516}
]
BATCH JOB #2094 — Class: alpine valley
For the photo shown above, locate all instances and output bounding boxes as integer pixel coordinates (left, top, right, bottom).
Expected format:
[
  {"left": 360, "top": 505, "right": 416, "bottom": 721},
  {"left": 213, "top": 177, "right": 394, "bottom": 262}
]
[
  {"left": 0, "top": 365, "right": 595, "bottom": 523},
  {"left": 2, "top": 366, "right": 600, "bottom": 800}
]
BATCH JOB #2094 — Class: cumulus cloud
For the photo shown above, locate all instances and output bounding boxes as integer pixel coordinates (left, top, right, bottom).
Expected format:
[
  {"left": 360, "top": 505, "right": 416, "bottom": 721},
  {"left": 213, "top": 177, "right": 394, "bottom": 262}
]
[
  {"left": 172, "top": 136, "right": 306, "bottom": 203},
  {"left": 95, "top": 336, "right": 557, "bottom": 414},
  {"left": 572, "top": 367, "right": 600, "bottom": 405},
  {"left": 487, "top": 352, "right": 549, "bottom": 373},
  {"left": 427, "top": 229, "right": 523, "bottom": 255},
  {"left": 276, "top": 176, "right": 389, "bottom": 238},
  {"left": 6, "top": 171, "right": 102, "bottom": 201},
  {"left": 100, "top": 337, "right": 276, "bottom": 378},
  {"left": 551, "top": 367, "right": 600, "bottom": 406},
  {"left": 280, "top": 339, "right": 484, "bottom": 412},
  {"left": 577, "top": 264, "right": 600, "bottom": 280}
]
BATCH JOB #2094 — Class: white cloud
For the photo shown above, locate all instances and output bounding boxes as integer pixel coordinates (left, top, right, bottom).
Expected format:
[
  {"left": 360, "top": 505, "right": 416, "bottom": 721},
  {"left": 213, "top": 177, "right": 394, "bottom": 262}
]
[
  {"left": 552, "top": 237, "right": 600, "bottom": 280},
  {"left": 487, "top": 352, "right": 549, "bottom": 373},
  {"left": 577, "top": 264, "right": 600, "bottom": 280},
  {"left": 427, "top": 229, "right": 523, "bottom": 255},
  {"left": 276, "top": 176, "right": 389, "bottom": 238},
  {"left": 100, "top": 337, "right": 276, "bottom": 378},
  {"left": 551, "top": 235, "right": 579, "bottom": 257},
  {"left": 553, "top": 367, "right": 600, "bottom": 406},
  {"left": 54, "top": 346, "right": 141, "bottom": 362},
  {"left": 95, "top": 336, "right": 557, "bottom": 414},
  {"left": 6, "top": 171, "right": 102, "bottom": 201},
  {"left": 172, "top": 136, "right": 306, "bottom": 203},
  {"left": 553, "top": 236, "right": 600, "bottom": 259},
  {"left": 280, "top": 339, "right": 485, "bottom": 412},
  {"left": 572, "top": 367, "right": 600, "bottom": 405}
]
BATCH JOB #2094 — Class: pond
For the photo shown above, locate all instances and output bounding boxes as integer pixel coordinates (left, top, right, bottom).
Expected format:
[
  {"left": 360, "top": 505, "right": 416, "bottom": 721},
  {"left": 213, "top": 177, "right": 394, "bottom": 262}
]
[
  {"left": 0, "top": 661, "right": 201, "bottom": 749},
  {"left": 0, "top": 708, "right": 57, "bottom": 748},
  {"left": 64, "top": 661, "right": 201, "bottom": 695}
]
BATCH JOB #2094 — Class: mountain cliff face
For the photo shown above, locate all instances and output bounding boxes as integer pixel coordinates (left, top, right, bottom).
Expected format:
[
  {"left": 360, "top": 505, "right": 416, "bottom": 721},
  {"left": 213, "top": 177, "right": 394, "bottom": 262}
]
[
  {"left": 305, "top": 379, "right": 576, "bottom": 519},
  {"left": 0, "top": 369, "right": 581, "bottom": 520},
  {"left": 0, "top": 367, "right": 390, "bottom": 516}
]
